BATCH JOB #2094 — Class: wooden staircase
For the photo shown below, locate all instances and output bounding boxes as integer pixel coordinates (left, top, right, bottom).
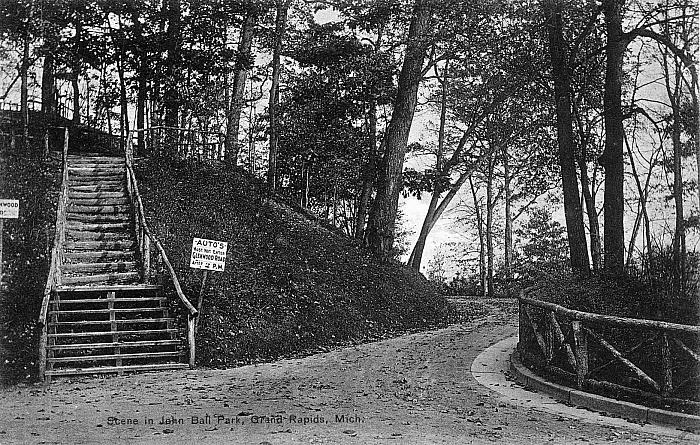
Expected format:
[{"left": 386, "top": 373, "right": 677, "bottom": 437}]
[
  {"left": 41, "top": 153, "right": 190, "bottom": 379},
  {"left": 63, "top": 155, "right": 139, "bottom": 286}
]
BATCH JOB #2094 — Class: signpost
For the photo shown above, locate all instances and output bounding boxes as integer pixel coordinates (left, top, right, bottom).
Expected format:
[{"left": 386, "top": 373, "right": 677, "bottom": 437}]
[
  {"left": 189, "top": 237, "right": 228, "bottom": 331},
  {"left": 0, "top": 199, "right": 19, "bottom": 283}
]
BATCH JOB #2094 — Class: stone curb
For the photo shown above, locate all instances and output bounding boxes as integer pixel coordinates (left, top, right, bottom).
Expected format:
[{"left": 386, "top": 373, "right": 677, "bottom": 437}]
[{"left": 509, "top": 349, "right": 700, "bottom": 431}]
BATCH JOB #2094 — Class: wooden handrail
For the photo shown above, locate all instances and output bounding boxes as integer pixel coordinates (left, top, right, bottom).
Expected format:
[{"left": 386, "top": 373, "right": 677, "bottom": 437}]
[
  {"left": 124, "top": 131, "right": 197, "bottom": 367},
  {"left": 519, "top": 293, "right": 700, "bottom": 334},
  {"left": 38, "top": 127, "right": 69, "bottom": 382},
  {"left": 124, "top": 165, "right": 197, "bottom": 316}
]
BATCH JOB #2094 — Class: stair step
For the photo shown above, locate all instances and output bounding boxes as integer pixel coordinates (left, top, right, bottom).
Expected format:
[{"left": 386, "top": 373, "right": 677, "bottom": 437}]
[
  {"left": 49, "top": 307, "right": 164, "bottom": 315},
  {"left": 44, "top": 363, "right": 188, "bottom": 377},
  {"left": 69, "top": 175, "right": 124, "bottom": 182},
  {"left": 68, "top": 159, "right": 125, "bottom": 170},
  {"left": 69, "top": 197, "right": 129, "bottom": 206},
  {"left": 62, "top": 261, "right": 137, "bottom": 273},
  {"left": 52, "top": 297, "right": 164, "bottom": 305},
  {"left": 69, "top": 170, "right": 125, "bottom": 178},
  {"left": 67, "top": 213, "right": 130, "bottom": 223},
  {"left": 48, "top": 352, "right": 181, "bottom": 363},
  {"left": 69, "top": 191, "right": 127, "bottom": 199},
  {"left": 66, "top": 221, "right": 130, "bottom": 231},
  {"left": 47, "top": 340, "right": 178, "bottom": 351},
  {"left": 63, "top": 251, "right": 135, "bottom": 263},
  {"left": 67, "top": 205, "right": 130, "bottom": 214},
  {"left": 56, "top": 284, "right": 161, "bottom": 293},
  {"left": 68, "top": 182, "right": 124, "bottom": 189},
  {"left": 70, "top": 184, "right": 126, "bottom": 192},
  {"left": 48, "top": 328, "right": 178, "bottom": 338},
  {"left": 68, "top": 155, "right": 124, "bottom": 162},
  {"left": 68, "top": 158, "right": 123, "bottom": 162},
  {"left": 49, "top": 318, "right": 172, "bottom": 326},
  {"left": 66, "top": 231, "right": 132, "bottom": 241},
  {"left": 60, "top": 271, "right": 140, "bottom": 285},
  {"left": 69, "top": 166, "right": 125, "bottom": 172},
  {"left": 64, "top": 240, "right": 136, "bottom": 251}
]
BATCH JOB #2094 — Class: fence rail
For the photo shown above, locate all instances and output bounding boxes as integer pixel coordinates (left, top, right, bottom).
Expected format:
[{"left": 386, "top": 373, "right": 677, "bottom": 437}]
[{"left": 518, "top": 288, "right": 700, "bottom": 408}]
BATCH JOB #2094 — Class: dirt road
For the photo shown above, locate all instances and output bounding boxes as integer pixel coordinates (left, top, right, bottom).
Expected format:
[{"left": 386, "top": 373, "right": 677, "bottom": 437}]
[{"left": 0, "top": 302, "right": 695, "bottom": 444}]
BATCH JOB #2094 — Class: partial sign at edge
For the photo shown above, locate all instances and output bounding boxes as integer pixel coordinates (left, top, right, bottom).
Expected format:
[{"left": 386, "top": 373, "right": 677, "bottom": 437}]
[{"left": 0, "top": 199, "right": 19, "bottom": 219}]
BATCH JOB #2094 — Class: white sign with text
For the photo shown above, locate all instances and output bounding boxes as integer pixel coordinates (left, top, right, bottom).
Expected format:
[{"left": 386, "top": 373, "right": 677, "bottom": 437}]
[
  {"left": 190, "top": 237, "right": 228, "bottom": 271},
  {"left": 0, "top": 199, "right": 19, "bottom": 219}
]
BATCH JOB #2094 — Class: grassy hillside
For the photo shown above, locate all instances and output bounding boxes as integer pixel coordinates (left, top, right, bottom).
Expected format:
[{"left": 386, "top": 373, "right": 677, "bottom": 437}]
[
  {"left": 136, "top": 158, "right": 457, "bottom": 367},
  {"left": 0, "top": 148, "right": 61, "bottom": 384}
]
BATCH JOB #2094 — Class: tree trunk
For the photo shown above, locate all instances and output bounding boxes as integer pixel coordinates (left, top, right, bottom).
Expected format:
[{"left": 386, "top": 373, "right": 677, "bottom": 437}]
[
  {"left": 409, "top": 59, "right": 448, "bottom": 271},
  {"left": 469, "top": 176, "right": 486, "bottom": 297},
  {"left": 366, "top": 0, "right": 432, "bottom": 259},
  {"left": 114, "top": 18, "right": 129, "bottom": 152},
  {"left": 503, "top": 145, "right": 513, "bottom": 284},
  {"left": 248, "top": 91, "right": 256, "bottom": 173},
  {"left": 625, "top": 136, "right": 654, "bottom": 269},
  {"left": 163, "top": 0, "right": 182, "bottom": 154},
  {"left": 21, "top": 28, "right": 30, "bottom": 147},
  {"left": 664, "top": 54, "right": 685, "bottom": 291},
  {"left": 131, "top": 9, "right": 147, "bottom": 153},
  {"left": 71, "top": 21, "right": 82, "bottom": 126},
  {"left": 485, "top": 154, "right": 495, "bottom": 298},
  {"left": 41, "top": 50, "right": 56, "bottom": 119},
  {"left": 267, "top": 0, "right": 290, "bottom": 190},
  {"left": 543, "top": 0, "right": 591, "bottom": 277},
  {"left": 578, "top": 145, "right": 602, "bottom": 271},
  {"left": 600, "top": 0, "right": 626, "bottom": 275},
  {"left": 225, "top": 6, "right": 256, "bottom": 164},
  {"left": 355, "top": 99, "right": 379, "bottom": 240}
]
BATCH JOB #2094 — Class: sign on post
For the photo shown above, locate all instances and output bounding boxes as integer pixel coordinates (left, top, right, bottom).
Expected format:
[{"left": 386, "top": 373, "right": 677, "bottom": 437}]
[
  {"left": 0, "top": 199, "right": 19, "bottom": 219},
  {"left": 190, "top": 237, "right": 228, "bottom": 271},
  {"left": 0, "top": 199, "right": 19, "bottom": 283}
]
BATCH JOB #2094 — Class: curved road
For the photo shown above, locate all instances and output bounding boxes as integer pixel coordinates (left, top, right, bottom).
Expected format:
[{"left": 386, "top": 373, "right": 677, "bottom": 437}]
[{"left": 0, "top": 299, "right": 696, "bottom": 444}]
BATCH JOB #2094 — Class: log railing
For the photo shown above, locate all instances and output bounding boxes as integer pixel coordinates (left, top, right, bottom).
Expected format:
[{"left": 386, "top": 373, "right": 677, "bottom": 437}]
[
  {"left": 124, "top": 130, "right": 198, "bottom": 367},
  {"left": 518, "top": 288, "right": 700, "bottom": 408},
  {"left": 38, "top": 127, "right": 70, "bottom": 382}
]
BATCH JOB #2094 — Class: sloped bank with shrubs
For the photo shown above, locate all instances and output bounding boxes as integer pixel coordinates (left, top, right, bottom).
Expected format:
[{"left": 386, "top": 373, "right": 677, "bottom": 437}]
[{"left": 135, "top": 157, "right": 457, "bottom": 368}]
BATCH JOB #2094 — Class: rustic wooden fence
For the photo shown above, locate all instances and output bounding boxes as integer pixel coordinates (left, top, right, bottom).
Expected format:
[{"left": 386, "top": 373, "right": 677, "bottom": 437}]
[
  {"left": 135, "top": 126, "right": 226, "bottom": 163},
  {"left": 518, "top": 288, "right": 700, "bottom": 410}
]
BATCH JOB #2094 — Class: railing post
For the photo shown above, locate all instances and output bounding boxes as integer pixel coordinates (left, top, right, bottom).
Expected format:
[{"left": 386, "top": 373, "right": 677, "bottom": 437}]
[
  {"left": 143, "top": 235, "right": 150, "bottom": 282},
  {"left": 38, "top": 322, "right": 47, "bottom": 382},
  {"left": 43, "top": 129, "right": 49, "bottom": 159},
  {"left": 188, "top": 314, "right": 196, "bottom": 368},
  {"left": 63, "top": 128, "right": 69, "bottom": 164},
  {"left": 661, "top": 333, "right": 672, "bottom": 397},
  {"left": 544, "top": 311, "right": 554, "bottom": 364},
  {"left": 518, "top": 296, "right": 525, "bottom": 353},
  {"left": 572, "top": 320, "right": 588, "bottom": 389}
]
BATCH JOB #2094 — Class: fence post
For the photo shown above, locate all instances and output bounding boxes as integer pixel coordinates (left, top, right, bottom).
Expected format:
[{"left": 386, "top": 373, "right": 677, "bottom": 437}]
[
  {"left": 43, "top": 129, "right": 49, "bottom": 159},
  {"left": 518, "top": 297, "right": 525, "bottom": 354},
  {"left": 661, "top": 333, "right": 672, "bottom": 397},
  {"left": 143, "top": 235, "right": 151, "bottom": 283},
  {"left": 572, "top": 320, "right": 588, "bottom": 389}
]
